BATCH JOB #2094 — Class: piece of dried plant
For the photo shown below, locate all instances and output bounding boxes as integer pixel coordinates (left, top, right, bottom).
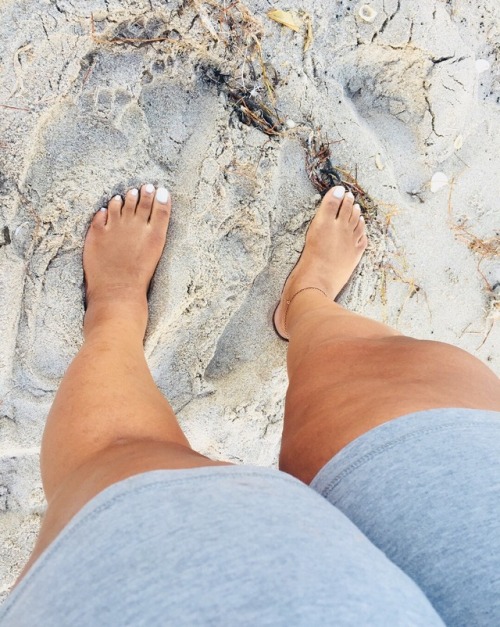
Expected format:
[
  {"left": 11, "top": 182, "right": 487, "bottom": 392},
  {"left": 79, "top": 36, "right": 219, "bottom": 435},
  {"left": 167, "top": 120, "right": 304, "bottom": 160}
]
[
  {"left": 303, "top": 13, "right": 313, "bottom": 51},
  {"left": 267, "top": 9, "right": 302, "bottom": 32}
]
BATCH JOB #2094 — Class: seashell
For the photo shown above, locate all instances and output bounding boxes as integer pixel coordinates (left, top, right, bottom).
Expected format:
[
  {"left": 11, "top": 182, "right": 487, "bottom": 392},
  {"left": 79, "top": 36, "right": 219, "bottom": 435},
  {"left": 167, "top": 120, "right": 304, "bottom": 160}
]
[
  {"left": 430, "top": 172, "right": 449, "bottom": 193},
  {"left": 454, "top": 135, "right": 463, "bottom": 150},
  {"left": 286, "top": 119, "right": 297, "bottom": 129},
  {"left": 358, "top": 5, "right": 378, "bottom": 23},
  {"left": 375, "top": 153, "right": 385, "bottom": 170}
]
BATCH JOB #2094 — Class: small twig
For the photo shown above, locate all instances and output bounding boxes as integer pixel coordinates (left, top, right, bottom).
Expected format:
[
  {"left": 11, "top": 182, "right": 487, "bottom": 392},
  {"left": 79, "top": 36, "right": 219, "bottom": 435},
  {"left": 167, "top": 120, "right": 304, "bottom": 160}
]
[
  {"left": 0, "top": 103, "right": 31, "bottom": 112},
  {"left": 82, "top": 63, "right": 95, "bottom": 86},
  {"left": 221, "top": 1, "right": 240, "bottom": 13},
  {"left": 252, "top": 34, "right": 275, "bottom": 104}
]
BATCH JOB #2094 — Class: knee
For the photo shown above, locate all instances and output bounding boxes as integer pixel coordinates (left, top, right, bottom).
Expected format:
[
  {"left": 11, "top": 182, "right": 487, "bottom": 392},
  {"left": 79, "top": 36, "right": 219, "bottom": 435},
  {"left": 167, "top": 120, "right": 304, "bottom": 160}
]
[{"left": 288, "top": 335, "right": 409, "bottom": 384}]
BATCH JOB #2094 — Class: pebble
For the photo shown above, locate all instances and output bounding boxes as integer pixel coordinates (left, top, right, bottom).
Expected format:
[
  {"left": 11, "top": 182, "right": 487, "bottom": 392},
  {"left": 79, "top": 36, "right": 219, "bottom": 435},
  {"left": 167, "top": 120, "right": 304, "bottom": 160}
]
[
  {"left": 475, "top": 59, "right": 490, "bottom": 73},
  {"left": 454, "top": 135, "right": 463, "bottom": 150}
]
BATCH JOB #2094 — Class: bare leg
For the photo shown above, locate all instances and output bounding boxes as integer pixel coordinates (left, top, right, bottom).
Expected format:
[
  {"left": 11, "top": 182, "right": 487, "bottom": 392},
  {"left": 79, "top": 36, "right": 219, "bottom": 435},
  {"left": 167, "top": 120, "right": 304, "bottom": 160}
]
[
  {"left": 276, "top": 186, "right": 500, "bottom": 484},
  {"left": 19, "top": 185, "right": 229, "bottom": 583}
]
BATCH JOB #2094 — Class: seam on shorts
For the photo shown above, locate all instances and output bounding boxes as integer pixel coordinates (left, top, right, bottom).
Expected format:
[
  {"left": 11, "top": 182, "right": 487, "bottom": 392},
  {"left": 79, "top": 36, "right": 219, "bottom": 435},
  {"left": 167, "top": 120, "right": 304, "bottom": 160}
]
[
  {"left": 315, "top": 421, "right": 500, "bottom": 501},
  {"left": 0, "top": 468, "right": 302, "bottom": 618}
]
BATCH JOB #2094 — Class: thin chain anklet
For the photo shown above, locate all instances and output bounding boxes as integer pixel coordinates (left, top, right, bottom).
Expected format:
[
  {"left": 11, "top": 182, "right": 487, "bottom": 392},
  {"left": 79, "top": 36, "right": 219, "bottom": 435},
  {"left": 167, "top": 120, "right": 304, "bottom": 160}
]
[{"left": 283, "top": 287, "right": 328, "bottom": 334}]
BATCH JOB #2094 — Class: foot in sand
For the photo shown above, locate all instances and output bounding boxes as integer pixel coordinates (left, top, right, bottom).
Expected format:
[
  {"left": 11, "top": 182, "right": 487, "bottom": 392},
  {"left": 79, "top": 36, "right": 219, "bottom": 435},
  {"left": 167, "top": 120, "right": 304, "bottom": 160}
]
[
  {"left": 274, "top": 186, "right": 368, "bottom": 340},
  {"left": 83, "top": 183, "right": 171, "bottom": 338}
]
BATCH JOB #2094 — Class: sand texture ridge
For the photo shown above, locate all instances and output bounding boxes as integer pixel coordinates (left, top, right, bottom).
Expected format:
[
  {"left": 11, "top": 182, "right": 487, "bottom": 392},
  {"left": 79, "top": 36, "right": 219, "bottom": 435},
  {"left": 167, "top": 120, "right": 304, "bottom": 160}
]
[{"left": 0, "top": 0, "right": 499, "bottom": 594}]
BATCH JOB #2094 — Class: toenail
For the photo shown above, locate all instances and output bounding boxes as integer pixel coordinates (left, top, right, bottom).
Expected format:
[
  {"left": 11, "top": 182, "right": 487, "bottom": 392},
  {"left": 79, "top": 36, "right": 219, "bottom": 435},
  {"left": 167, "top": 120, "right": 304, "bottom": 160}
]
[
  {"left": 145, "top": 183, "right": 155, "bottom": 193},
  {"left": 346, "top": 191, "right": 354, "bottom": 200},
  {"left": 156, "top": 187, "right": 170, "bottom": 204},
  {"left": 354, "top": 203, "right": 360, "bottom": 210},
  {"left": 99, "top": 207, "right": 107, "bottom": 212},
  {"left": 130, "top": 188, "right": 139, "bottom": 196},
  {"left": 360, "top": 215, "right": 365, "bottom": 221},
  {"left": 332, "top": 186, "right": 345, "bottom": 199},
  {"left": 113, "top": 195, "right": 121, "bottom": 201}
]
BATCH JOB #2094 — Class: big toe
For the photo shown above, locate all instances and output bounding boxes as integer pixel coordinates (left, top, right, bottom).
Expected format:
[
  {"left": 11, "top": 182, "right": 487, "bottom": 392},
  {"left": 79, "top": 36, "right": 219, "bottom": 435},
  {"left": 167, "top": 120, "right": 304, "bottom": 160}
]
[
  {"left": 317, "top": 186, "right": 355, "bottom": 224},
  {"left": 319, "top": 185, "right": 346, "bottom": 220}
]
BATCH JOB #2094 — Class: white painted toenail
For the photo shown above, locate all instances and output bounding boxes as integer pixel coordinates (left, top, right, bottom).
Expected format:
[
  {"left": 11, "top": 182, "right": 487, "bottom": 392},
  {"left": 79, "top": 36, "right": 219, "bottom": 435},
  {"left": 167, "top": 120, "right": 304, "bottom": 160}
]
[
  {"left": 332, "top": 186, "right": 345, "bottom": 199},
  {"left": 360, "top": 215, "right": 365, "bottom": 221},
  {"left": 113, "top": 195, "right": 121, "bottom": 201},
  {"left": 130, "top": 188, "right": 139, "bottom": 196},
  {"left": 99, "top": 207, "right": 107, "bottom": 212},
  {"left": 156, "top": 187, "right": 170, "bottom": 204},
  {"left": 145, "top": 183, "right": 155, "bottom": 193},
  {"left": 354, "top": 203, "right": 360, "bottom": 210},
  {"left": 346, "top": 191, "right": 354, "bottom": 199}
]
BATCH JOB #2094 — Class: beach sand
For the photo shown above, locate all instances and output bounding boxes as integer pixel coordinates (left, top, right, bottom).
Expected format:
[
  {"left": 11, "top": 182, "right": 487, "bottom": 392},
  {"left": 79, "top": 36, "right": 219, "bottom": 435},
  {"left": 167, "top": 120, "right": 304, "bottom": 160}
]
[{"left": 0, "top": 0, "right": 499, "bottom": 596}]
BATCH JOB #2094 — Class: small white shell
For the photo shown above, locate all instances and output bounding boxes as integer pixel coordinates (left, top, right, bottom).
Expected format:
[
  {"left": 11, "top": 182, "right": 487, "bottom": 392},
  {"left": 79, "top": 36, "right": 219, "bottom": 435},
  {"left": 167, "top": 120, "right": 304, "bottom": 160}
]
[
  {"left": 430, "top": 172, "right": 449, "bottom": 193},
  {"left": 454, "top": 135, "right": 463, "bottom": 150},
  {"left": 286, "top": 119, "right": 297, "bottom": 129},
  {"left": 375, "top": 153, "right": 385, "bottom": 170},
  {"left": 358, "top": 5, "right": 378, "bottom": 23},
  {"left": 475, "top": 59, "right": 490, "bottom": 74}
]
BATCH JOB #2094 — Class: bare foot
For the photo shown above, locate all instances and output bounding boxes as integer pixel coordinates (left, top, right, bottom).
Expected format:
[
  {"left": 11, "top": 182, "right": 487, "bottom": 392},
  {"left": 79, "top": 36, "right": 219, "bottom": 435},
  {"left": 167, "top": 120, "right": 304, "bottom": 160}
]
[
  {"left": 274, "top": 186, "right": 368, "bottom": 340},
  {"left": 83, "top": 183, "right": 171, "bottom": 339}
]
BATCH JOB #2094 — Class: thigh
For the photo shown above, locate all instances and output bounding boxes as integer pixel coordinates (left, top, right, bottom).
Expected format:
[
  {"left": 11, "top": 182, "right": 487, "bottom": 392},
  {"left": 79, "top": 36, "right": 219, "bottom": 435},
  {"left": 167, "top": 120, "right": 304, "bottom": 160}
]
[
  {"left": 281, "top": 337, "right": 500, "bottom": 482},
  {"left": 311, "top": 408, "right": 500, "bottom": 627},
  {"left": 16, "top": 440, "right": 230, "bottom": 585},
  {"left": 2, "top": 466, "right": 443, "bottom": 626}
]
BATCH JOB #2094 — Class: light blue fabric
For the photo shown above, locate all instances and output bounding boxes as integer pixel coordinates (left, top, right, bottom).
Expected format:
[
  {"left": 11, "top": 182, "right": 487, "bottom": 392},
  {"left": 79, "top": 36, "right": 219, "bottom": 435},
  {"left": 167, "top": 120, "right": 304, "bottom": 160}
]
[
  {"left": 311, "top": 408, "right": 500, "bottom": 627},
  {"left": 0, "top": 466, "right": 441, "bottom": 626},
  {"left": 3, "top": 407, "right": 499, "bottom": 626}
]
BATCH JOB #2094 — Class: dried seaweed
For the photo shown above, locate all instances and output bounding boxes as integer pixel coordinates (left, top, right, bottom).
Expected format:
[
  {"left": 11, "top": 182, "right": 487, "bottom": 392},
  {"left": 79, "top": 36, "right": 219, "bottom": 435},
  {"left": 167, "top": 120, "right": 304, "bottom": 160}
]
[
  {"left": 453, "top": 222, "right": 500, "bottom": 259},
  {"left": 227, "top": 87, "right": 282, "bottom": 135},
  {"left": 304, "top": 133, "right": 378, "bottom": 219},
  {"left": 199, "top": 60, "right": 282, "bottom": 135},
  {"left": 447, "top": 180, "right": 500, "bottom": 293}
]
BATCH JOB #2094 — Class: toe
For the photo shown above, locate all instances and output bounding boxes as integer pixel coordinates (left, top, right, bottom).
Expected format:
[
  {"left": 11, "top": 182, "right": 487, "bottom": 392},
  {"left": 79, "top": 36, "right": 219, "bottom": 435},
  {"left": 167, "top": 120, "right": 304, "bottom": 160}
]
[
  {"left": 337, "top": 191, "right": 354, "bottom": 223},
  {"left": 136, "top": 183, "right": 156, "bottom": 220},
  {"left": 150, "top": 186, "right": 171, "bottom": 229},
  {"left": 320, "top": 185, "right": 346, "bottom": 219},
  {"left": 357, "top": 232, "right": 368, "bottom": 249},
  {"left": 91, "top": 207, "right": 108, "bottom": 229},
  {"left": 123, "top": 188, "right": 139, "bottom": 216},
  {"left": 353, "top": 214, "right": 365, "bottom": 238},
  {"left": 350, "top": 203, "right": 361, "bottom": 229},
  {"left": 107, "top": 195, "right": 123, "bottom": 223}
]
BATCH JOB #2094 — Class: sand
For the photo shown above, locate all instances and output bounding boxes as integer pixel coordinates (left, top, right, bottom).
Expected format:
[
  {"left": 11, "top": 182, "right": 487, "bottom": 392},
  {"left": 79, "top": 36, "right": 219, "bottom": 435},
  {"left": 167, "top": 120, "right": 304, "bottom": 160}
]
[{"left": 0, "top": 0, "right": 499, "bottom": 597}]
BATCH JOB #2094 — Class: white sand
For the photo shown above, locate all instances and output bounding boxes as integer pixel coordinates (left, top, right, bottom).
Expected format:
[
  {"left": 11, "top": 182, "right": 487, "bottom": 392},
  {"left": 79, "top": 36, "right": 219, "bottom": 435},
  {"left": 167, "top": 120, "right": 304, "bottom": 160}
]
[{"left": 0, "top": 0, "right": 498, "bottom": 596}]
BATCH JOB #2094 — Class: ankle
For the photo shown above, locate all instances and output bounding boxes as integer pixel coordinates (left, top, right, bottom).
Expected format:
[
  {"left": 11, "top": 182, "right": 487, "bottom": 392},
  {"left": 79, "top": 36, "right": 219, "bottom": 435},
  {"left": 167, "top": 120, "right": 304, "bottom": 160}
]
[
  {"left": 83, "top": 293, "right": 148, "bottom": 341},
  {"left": 286, "top": 292, "right": 338, "bottom": 338},
  {"left": 285, "top": 292, "right": 332, "bottom": 338}
]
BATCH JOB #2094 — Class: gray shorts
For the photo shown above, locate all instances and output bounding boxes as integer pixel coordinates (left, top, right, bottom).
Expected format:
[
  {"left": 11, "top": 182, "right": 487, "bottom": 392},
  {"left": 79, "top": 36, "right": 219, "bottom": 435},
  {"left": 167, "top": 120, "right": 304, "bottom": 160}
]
[{"left": 1, "top": 408, "right": 499, "bottom": 626}]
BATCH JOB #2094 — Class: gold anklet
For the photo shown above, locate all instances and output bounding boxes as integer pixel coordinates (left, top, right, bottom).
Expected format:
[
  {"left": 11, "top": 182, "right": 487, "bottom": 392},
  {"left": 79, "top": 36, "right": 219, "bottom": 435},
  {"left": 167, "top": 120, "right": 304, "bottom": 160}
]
[{"left": 283, "top": 287, "right": 328, "bottom": 334}]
